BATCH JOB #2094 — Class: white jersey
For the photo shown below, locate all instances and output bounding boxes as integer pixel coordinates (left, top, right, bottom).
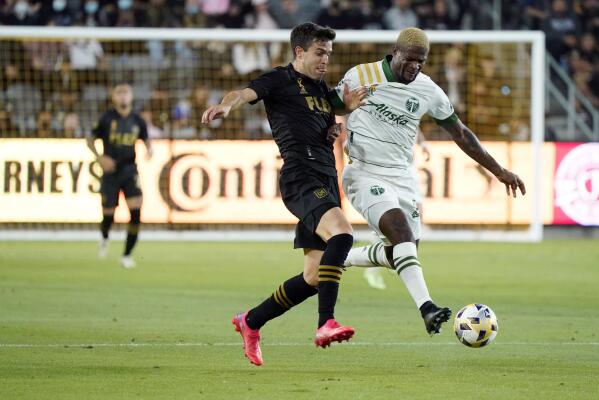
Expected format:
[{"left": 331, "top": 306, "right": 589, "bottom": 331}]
[{"left": 334, "top": 55, "right": 455, "bottom": 177}]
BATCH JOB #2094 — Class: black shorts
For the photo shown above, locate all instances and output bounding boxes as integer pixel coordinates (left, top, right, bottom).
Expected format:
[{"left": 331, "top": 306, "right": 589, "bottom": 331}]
[
  {"left": 100, "top": 163, "right": 142, "bottom": 208},
  {"left": 279, "top": 168, "right": 341, "bottom": 250}
]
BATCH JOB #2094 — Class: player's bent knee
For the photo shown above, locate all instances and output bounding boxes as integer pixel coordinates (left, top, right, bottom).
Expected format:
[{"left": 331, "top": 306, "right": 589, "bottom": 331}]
[
  {"left": 378, "top": 208, "right": 414, "bottom": 244},
  {"left": 303, "top": 249, "right": 322, "bottom": 286},
  {"left": 126, "top": 196, "right": 143, "bottom": 209},
  {"left": 303, "top": 263, "right": 320, "bottom": 287},
  {"left": 303, "top": 271, "right": 319, "bottom": 287},
  {"left": 316, "top": 207, "right": 353, "bottom": 240},
  {"left": 102, "top": 208, "right": 116, "bottom": 216}
]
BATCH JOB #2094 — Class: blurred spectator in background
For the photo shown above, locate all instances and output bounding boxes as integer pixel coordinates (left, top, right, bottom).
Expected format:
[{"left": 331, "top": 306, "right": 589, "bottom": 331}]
[
  {"left": 570, "top": 32, "right": 598, "bottom": 75},
  {"left": 543, "top": 0, "right": 581, "bottom": 66},
  {"left": 139, "top": 0, "right": 181, "bottom": 27},
  {"left": 443, "top": 44, "right": 465, "bottom": 114},
  {"left": 115, "top": 0, "right": 137, "bottom": 26},
  {"left": 201, "top": 0, "right": 232, "bottom": 27},
  {"left": 270, "top": 0, "right": 301, "bottom": 29},
  {"left": 578, "top": 0, "right": 599, "bottom": 40},
  {"left": 190, "top": 84, "right": 216, "bottom": 139},
  {"left": 358, "top": 0, "right": 386, "bottom": 30},
  {"left": 81, "top": 0, "right": 101, "bottom": 26},
  {"left": 232, "top": 42, "right": 270, "bottom": 75},
  {"left": 148, "top": 86, "right": 172, "bottom": 135},
  {"left": 384, "top": 0, "right": 419, "bottom": 30},
  {"left": 183, "top": 0, "right": 207, "bottom": 27},
  {"left": 337, "top": 0, "right": 371, "bottom": 29},
  {"left": 171, "top": 99, "right": 196, "bottom": 138},
  {"left": 36, "top": 106, "right": 54, "bottom": 138},
  {"left": 3, "top": 0, "right": 44, "bottom": 25},
  {"left": 245, "top": 0, "right": 278, "bottom": 29},
  {"left": 587, "top": 70, "right": 599, "bottom": 108},
  {"left": 316, "top": 0, "right": 352, "bottom": 29},
  {"left": 571, "top": 32, "right": 599, "bottom": 108},
  {"left": 68, "top": 38, "right": 107, "bottom": 86},
  {"left": 519, "top": 0, "right": 550, "bottom": 30},
  {"left": 0, "top": 0, "right": 596, "bottom": 140},
  {"left": 62, "top": 110, "right": 82, "bottom": 137},
  {"left": 0, "top": 39, "right": 28, "bottom": 90},
  {"left": 470, "top": 54, "right": 502, "bottom": 139},
  {"left": 421, "top": 0, "right": 459, "bottom": 30},
  {"left": 0, "top": 104, "right": 18, "bottom": 137},
  {"left": 140, "top": 109, "right": 164, "bottom": 139},
  {"left": 217, "top": 0, "right": 245, "bottom": 27},
  {"left": 48, "top": 0, "right": 75, "bottom": 26}
]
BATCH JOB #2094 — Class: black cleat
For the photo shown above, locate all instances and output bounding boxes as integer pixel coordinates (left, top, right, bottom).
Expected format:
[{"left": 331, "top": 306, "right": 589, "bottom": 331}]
[{"left": 421, "top": 303, "right": 452, "bottom": 336}]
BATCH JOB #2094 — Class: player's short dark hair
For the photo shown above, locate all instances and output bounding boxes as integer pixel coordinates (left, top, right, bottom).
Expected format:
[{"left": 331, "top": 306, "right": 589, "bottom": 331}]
[{"left": 290, "top": 22, "right": 336, "bottom": 59}]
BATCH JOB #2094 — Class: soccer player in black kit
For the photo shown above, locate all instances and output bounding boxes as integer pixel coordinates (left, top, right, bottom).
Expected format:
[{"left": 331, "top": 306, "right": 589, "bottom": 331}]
[
  {"left": 202, "top": 22, "right": 367, "bottom": 366},
  {"left": 86, "top": 82, "right": 153, "bottom": 269}
]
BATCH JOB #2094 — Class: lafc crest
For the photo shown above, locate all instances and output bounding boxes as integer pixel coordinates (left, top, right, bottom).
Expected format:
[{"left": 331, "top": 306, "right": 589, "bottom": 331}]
[
  {"left": 297, "top": 78, "right": 308, "bottom": 95},
  {"left": 314, "top": 188, "right": 328, "bottom": 199}
]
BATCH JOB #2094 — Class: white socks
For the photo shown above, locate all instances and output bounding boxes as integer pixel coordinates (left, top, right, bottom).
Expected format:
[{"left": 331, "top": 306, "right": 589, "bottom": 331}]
[
  {"left": 344, "top": 241, "right": 433, "bottom": 309},
  {"left": 392, "top": 242, "right": 431, "bottom": 308},
  {"left": 344, "top": 242, "right": 391, "bottom": 268}
]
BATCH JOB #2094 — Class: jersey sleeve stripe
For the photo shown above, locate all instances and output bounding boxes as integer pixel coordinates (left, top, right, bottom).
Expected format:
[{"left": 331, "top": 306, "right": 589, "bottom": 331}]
[
  {"left": 356, "top": 65, "right": 366, "bottom": 86},
  {"left": 372, "top": 62, "right": 382, "bottom": 83},
  {"left": 364, "top": 63, "right": 374, "bottom": 84}
]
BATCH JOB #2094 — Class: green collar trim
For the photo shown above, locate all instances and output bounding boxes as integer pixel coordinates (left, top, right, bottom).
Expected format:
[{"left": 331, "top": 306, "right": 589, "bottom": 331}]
[{"left": 382, "top": 55, "right": 397, "bottom": 82}]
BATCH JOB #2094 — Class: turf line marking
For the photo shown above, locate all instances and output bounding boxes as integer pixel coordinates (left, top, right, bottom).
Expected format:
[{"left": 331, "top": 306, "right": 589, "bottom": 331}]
[{"left": 1, "top": 342, "right": 598, "bottom": 348}]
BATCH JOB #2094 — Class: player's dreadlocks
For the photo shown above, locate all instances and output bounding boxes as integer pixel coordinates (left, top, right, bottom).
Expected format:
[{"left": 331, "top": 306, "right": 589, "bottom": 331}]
[{"left": 397, "top": 27, "right": 430, "bottom": 50}]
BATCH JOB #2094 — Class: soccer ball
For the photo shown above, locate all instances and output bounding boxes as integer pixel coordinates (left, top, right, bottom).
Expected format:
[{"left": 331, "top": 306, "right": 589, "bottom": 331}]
[{"left": 454, "top": 304, "right": 498, "bottom": 348}]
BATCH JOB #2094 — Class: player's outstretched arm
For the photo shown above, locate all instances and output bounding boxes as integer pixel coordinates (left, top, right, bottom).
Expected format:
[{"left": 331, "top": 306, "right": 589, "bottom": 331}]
[
  {"left": 201, "top": 88, "right": 258, "bottom": 124},
  {"left": 442, "top": 119, "right": 526, "bottom": 198}
]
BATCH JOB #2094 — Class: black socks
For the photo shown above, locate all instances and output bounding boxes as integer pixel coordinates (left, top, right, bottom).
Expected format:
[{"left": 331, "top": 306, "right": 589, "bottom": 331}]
[
  {"left": 317, "top": 233, "right": 353, "bottom": 327},
  {"left": 246, "top": 273, "right": 318, "bottom": 330}
]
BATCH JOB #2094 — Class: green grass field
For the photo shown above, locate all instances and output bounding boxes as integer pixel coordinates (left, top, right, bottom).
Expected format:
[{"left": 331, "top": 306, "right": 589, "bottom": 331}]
[{"left": 1, "top": 239, "right": 598, "bottom": 399}]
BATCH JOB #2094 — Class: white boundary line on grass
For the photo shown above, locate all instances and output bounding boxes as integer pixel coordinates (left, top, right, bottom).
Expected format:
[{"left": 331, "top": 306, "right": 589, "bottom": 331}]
[{"left": 1, "top": 342, "right": 598, "bottom": 348}]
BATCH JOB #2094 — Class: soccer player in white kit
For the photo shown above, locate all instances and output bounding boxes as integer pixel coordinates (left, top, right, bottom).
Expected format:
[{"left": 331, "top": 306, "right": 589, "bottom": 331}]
[{"left": 329, "top": 28, "right": 526, "bottom": 335}]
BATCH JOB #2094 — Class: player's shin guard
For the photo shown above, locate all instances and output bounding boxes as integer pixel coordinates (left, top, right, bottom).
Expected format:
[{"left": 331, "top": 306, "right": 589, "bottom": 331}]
[
  {"left": 344, "top": 242, "right": 391, "bottom": 268},
  {"left": 318, "top": 233, "right": 353, "bottom": 327},
  {"left": 124, "top": 209, "right": 140, "bottom": 256},
  {"left": 246, "top": 273, "right": 318, "bottom": 330},
  {"left": 101, "top": 214, "right": 114, "bottom": 239},
  {"left": 393, "top": 242, "right": 431, "bottom": 308}
]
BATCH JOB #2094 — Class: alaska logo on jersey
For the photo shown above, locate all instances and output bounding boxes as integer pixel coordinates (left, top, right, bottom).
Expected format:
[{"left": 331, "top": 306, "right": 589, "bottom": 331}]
[
  {"left": 365, "top": 100, "right": 409, "bottom": 126},
  {"left": 405, "top": 97, "right": 420, "bottom": 113}
]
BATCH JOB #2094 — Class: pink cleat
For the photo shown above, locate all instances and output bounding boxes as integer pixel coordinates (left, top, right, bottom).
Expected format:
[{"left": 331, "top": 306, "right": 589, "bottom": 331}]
[
  {"left": 314, "top": 319, "right": 355, "bottom": 348},
  {"left": 232, "top": 312, "right": 263, "bottom": 366}
]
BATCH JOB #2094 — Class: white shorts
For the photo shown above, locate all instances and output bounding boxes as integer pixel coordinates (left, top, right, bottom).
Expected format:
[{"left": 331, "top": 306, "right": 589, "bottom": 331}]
[{"left": 342, "top": 164, "right": 421, "bottom": 244}]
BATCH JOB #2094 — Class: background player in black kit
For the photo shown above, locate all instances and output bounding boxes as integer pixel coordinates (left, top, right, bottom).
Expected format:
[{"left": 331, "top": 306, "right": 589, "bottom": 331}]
[
  {"left": 202, "top": 22, "right": 367, "bottom": 366},
  {"left": 86, "top": 82, "right": 153, "bottom": 269}
]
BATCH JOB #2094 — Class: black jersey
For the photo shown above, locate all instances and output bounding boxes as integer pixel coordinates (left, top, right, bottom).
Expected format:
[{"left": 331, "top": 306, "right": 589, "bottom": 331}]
[
  {"left": 92, "top": 109, "right": 148, "bottom": 167},
  {"left": 248, "top": 64, "right": 338, "bottom": 176}
]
